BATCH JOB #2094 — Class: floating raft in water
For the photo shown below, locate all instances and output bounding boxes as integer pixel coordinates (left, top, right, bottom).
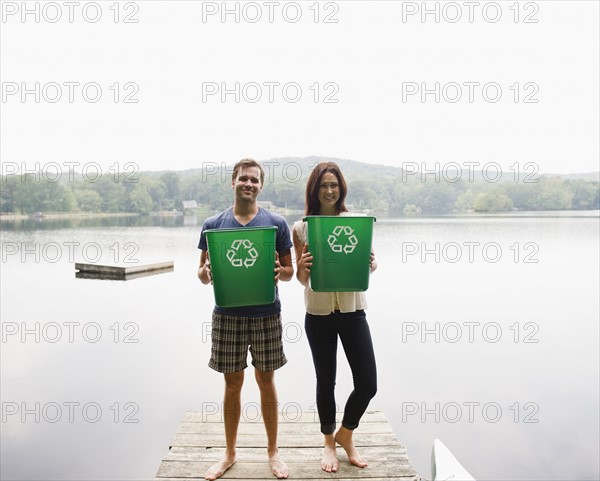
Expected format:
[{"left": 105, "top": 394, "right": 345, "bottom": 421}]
[
  {"left": 75, "top": 261, "right": 174, "bottom": 280},
  {"left": 155, "top": 410, "right": 419, "bottom": 480}
]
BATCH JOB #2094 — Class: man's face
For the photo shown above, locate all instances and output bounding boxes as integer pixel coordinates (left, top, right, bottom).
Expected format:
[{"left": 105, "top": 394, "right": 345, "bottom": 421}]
[{"left": 233, "top": 166, "right": 263, "bottom": 202}]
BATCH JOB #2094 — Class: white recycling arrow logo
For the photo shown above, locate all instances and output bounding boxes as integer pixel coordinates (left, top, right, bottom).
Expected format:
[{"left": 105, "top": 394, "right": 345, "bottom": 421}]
[
  {"left": 327, "top": 226, "right": 358, "bottom": 254},
  {"left": 226, "top": 239, "right": 259, "bottom": 268}
]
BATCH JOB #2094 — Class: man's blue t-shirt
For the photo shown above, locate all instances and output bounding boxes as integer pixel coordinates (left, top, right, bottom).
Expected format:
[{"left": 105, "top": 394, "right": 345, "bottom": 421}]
[{"left": 198, "top": 207, "right": 293, "bottom": 317}]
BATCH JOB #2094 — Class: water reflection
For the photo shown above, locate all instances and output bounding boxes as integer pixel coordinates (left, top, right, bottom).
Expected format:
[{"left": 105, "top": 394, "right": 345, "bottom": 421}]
[
  {"left": 1, "top": 212, "right": 598, "bottom": 481},
  {"left": 2, "top": 210, "right": 597, "bottom": 232},
  {"left": 0, "top": 214, "right": 190, "bottom": 231}
]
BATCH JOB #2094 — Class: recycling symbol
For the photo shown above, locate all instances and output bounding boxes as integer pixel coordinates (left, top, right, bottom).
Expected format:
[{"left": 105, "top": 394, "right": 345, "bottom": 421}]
[
  {"left": 227, "top": 239, "right": 259, "bottom": 268},
  {"left": 328, "top": 226, "right": 358, "bottom": 254}
]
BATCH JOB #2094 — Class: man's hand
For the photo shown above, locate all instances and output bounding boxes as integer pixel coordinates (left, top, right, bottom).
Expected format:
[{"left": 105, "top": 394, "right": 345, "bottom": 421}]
[
  {"left": 198, "top": 251, "right": 213, "bottom": 285},
  {"left": 274, "top": 252, "right": 281, "bottom": 284},
  {"left": 275, "top": 249, "right": 293, "bottom": 283}
]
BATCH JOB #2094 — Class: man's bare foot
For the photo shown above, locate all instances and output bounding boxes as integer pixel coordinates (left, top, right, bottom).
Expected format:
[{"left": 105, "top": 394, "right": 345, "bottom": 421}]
[
  {"left": 268, "top": 450, "right": 289, "bottom": 479},
  {"left": 204, "top": 456, "right": 236, "bottom": 480},
  {"left": 321, "top": 444, "right": 339, "bottom": 472},
  {"left": 335, "top": 427, "right": 368, "bottom": 468}
]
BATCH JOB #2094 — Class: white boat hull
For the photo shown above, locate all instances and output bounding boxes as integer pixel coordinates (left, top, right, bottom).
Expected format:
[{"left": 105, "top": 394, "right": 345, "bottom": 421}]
[{"left": 432, "top": 438, "right": 476, "bottom": 481}]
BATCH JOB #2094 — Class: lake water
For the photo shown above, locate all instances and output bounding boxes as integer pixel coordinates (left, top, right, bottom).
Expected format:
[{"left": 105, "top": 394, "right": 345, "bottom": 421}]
[{"left": 1, "top": 212, "right": 598, "bottom": 480}]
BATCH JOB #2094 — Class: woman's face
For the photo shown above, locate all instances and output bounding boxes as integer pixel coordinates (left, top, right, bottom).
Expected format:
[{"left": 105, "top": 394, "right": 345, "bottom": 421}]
[{"left": 318, "top": 172, "right": 340, "bottom": 210}]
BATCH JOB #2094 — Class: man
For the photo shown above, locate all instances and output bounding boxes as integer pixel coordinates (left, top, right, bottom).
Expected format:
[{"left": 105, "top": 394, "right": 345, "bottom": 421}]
[{"left": 197, "top": 158, "right": 293, "bottom": 480}]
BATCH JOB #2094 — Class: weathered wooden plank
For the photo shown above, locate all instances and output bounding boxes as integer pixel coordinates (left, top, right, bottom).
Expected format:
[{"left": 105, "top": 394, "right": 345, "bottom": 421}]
[
  {"left": 176, "top": 421, "right": 394, "bottom": 435},
  {"left": 181, "top": 410, "right": 387, "bottom": 424},
  {"left": 123, "top": 261, "right": 173, "bottom": 274},
  {"left": 168, "top": 446, "right": 408, "bottom": 456},
  {"left": 75, "top": 263, "right": 126, "bottom": 274},
  {"left": 75, "top": 261, "right": 173, "bottom": 274},
  {"left": 163, "top": 446, "right": 410, "bottom": 463},
  {"left": 154, "top": 473, "right": 425, "bottom": 481},
  {"left": 156, "top": 411, "right": 419, "bottom": 480},
  {"left": 156, "top": 460, "right": 417, "bottom": 479},
  {"left": 122, "top": 266, "right": 174, "bottom": 280},
  {"left": 170, "top": 433, "right": 400, "bottom": 448}
]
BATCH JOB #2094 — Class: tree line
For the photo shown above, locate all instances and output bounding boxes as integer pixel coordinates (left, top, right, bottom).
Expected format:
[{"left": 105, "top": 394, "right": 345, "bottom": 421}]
[{"left": 1, "top": 159, "right": 598, "bottom": 215}]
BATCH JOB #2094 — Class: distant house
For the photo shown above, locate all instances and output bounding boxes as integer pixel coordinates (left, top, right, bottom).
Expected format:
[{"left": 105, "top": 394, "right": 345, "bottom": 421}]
[{"left": 182, "top": 200, "right": 198, "bottom": 210}]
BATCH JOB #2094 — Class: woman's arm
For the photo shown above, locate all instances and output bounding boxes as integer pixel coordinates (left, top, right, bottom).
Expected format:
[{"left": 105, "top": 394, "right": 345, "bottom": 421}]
[
  {"left": 370, "top": 250, "right": 378, "bottom": 274},
  {"left": 293, "top": 228, "right": 312, "bottom": 286}
]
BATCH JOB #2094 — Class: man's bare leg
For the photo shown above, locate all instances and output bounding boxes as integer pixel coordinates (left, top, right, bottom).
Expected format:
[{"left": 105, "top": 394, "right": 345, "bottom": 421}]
[
  {"left": 255, "top": 368, "right": 289, "bottom": 479},
  {"left": 205, "top": 370, "right": 244, "bottom": 480},
  {"left": 335, "top": 426, "right": 368, "bottom": 468},
  {"left": 321, "top": 434, "right": 339, "bottom": 472}
]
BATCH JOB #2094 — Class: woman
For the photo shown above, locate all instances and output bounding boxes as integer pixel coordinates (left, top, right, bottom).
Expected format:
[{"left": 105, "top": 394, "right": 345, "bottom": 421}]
[{"left": 293, "top": 162, "right": 378, "bottom": 473}]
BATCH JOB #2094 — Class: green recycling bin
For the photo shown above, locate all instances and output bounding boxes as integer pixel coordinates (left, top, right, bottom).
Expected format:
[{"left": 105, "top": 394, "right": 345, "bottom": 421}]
[
  {"left": 304, "top": 215, "right": 376, "bottom": 292},
  {"left": 205, "top": 226, "right": 277, "bottom": 307}
]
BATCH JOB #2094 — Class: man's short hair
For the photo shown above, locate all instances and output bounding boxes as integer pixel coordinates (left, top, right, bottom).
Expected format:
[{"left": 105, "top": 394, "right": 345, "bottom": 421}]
[{"left": 232, "top": 158, "right": 265, "bottom": 185}]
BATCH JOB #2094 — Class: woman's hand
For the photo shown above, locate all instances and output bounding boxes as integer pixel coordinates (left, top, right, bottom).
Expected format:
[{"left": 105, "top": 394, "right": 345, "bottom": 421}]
[
  {"left": 292, "top": 227, "right": 312, "bottom": 286},
  {"left": 298, "top": 244, "right": 313, "bottom": 273},
  {"left": 369, "top": 250, "right": 378, "bottom": 273}
]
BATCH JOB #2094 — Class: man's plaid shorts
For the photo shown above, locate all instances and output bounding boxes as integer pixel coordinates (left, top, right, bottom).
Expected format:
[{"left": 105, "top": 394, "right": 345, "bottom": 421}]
[{"left": 208, "top": 311, "right": 288, "bottom": 373}]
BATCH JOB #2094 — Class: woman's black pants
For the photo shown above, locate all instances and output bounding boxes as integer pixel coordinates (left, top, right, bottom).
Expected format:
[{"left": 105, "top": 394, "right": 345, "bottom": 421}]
[{"left": 305, "top": 309, "right": 377, "bottom": 435}]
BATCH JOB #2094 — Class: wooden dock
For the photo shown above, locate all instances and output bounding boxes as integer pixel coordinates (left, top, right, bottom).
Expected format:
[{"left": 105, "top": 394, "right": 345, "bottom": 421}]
[
  {"left": 75, "top": 261, "right": 174, "bottom": 280},
  {"left": 155, "top": 410, "right": 419, "bottom": 480}
]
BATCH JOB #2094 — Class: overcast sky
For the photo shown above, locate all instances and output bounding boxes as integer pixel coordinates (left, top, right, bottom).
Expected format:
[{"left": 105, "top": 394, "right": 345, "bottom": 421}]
[{"left": 1, "top": 1, "right": 599, "bottom": 176}]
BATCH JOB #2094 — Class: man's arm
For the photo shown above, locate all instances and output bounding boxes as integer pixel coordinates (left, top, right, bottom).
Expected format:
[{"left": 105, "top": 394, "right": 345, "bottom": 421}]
[
  {"left": 275, "top": 249, "right": 294, "bottom": 283},
  {"left": 198, "top": 250, "right": 212, "bottom": 284}
]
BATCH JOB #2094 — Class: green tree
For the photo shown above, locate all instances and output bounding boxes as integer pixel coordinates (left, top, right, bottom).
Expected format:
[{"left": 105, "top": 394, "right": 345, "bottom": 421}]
[
  {"left": 138, "top": 176, "right": 166, "bottom": 211},
  {"left": 263, "top": 182, "right": 304, "bottom": 209},
  {"left": 455, "top": 189, "right": 476, "bottom": 211},
  {"left": 91, "top": 177, "right": 128, "bottom": 212},
  {"left": 0, "top": 176, "right": 19, "bottom": 213},
  {"left": 128, "top": 185, "right": 153, "bottom": 214},
  {"left": 567, "top": 179, "right": 600, "bottom": 210},
  {"left": 473, "top": 191, "right": 514, "bottom": 212},
  {"left": 57, "top": 187, "right": 77, "bottom": 212},
  {"left": 415, "top": 183, "right": 459, "bottom": 214},
  {"left": 8, "top": 175, "right": 75, "bottom": 213},
  {"left": 538, "top": 178, "right": 573, "bottom": 210},
  {"left": 74, "top": 189, "right": 102, "bottom": 212},
  {"left": 160, "top": 171, "right": 181, "bottom": 210},
  {"left": 180, "top": 175, "right": 203, "bottom": 206},
  {"left": 347, "top": 180, "right": 377, "bottom": 209}
]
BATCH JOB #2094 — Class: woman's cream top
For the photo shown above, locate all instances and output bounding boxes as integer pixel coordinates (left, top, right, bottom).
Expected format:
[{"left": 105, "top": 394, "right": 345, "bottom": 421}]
[{"left": 293, "top": 219, "right": 368, "bottom": 315}]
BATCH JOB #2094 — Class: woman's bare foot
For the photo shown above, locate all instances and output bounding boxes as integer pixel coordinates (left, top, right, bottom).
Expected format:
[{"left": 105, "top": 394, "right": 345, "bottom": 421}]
[
  {"left": 321, "top": 441, "right": 339, "bottom": 472},
  {"left": 268, "top": 450, "right": 289, "bottom": 479},
  {"left": 335, "top": 426, "right": 368, "bottom": 468},
  {"left": 204, "top": 455, "right": 236, "bottom": 480}
]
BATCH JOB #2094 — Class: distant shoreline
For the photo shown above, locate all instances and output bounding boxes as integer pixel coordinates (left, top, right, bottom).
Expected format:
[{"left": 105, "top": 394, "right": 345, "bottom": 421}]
[
  {"left": 1, "top": 209, "right": 598, "bottom": 222},
  {"left": 0, "top": 212, "right": 140, "bottom": 221}
]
